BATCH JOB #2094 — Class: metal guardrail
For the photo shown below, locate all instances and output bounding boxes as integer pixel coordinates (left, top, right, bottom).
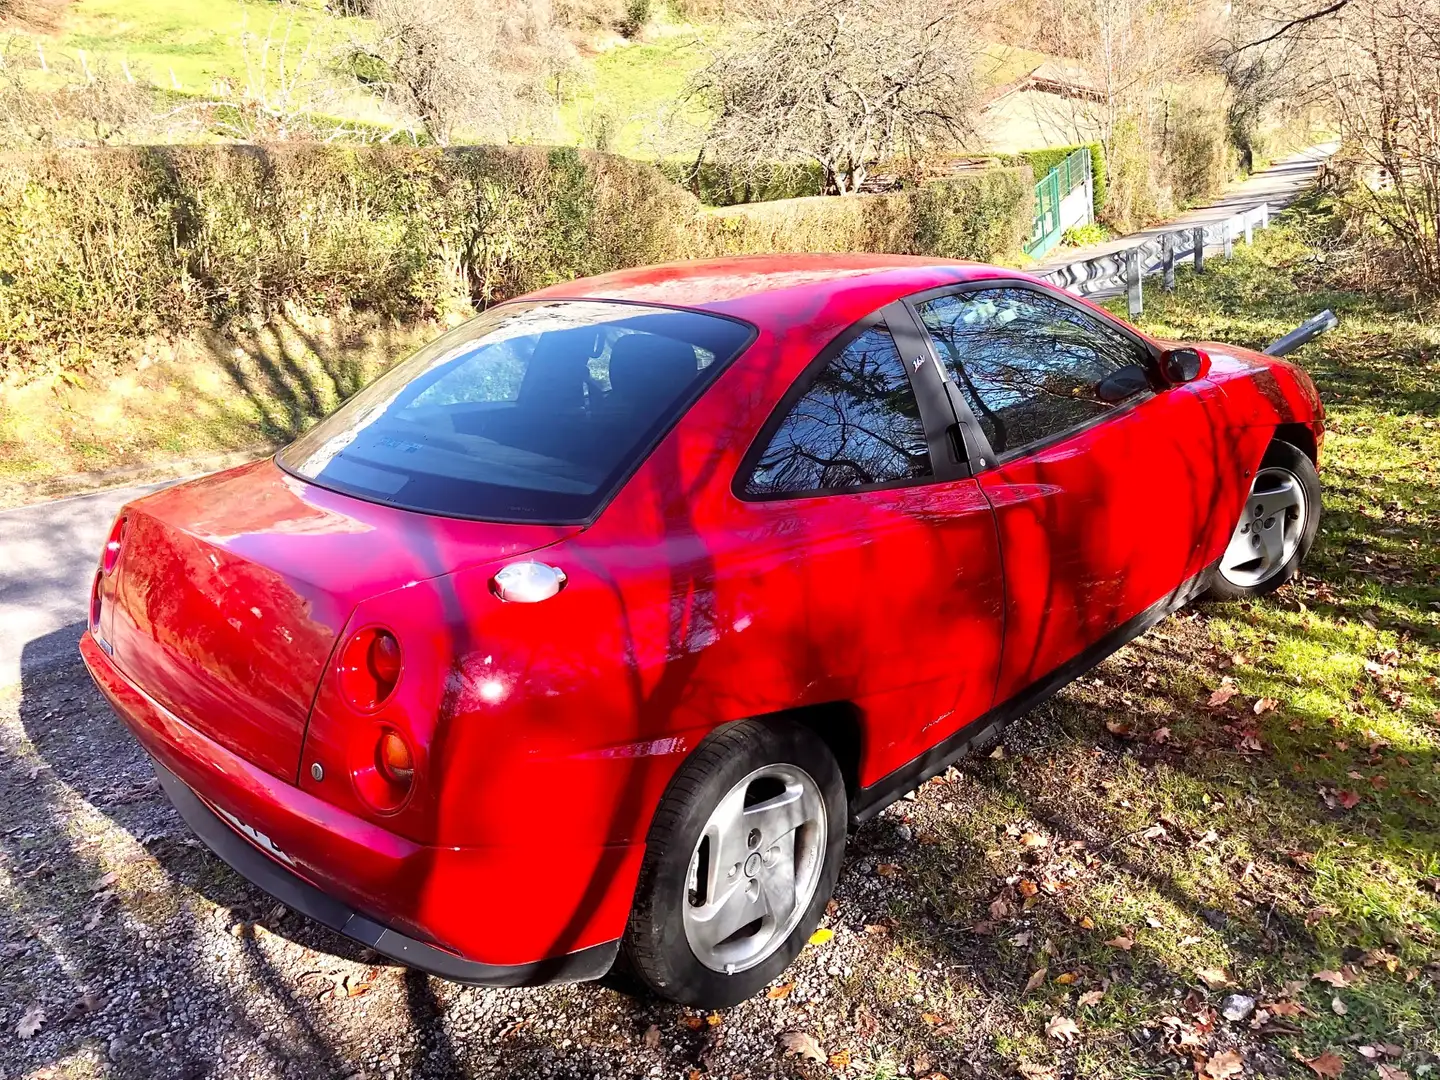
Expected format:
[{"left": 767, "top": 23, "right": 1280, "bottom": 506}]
[
  {"left": 1022, "top": 146, "right": 1092, "bottom": 259},
  {"left": 1263, "top": 309, "right": 1338, "bottom": 356},
  {"left": 1040, "top": 202, "right": 1273, "bottom": 316}
]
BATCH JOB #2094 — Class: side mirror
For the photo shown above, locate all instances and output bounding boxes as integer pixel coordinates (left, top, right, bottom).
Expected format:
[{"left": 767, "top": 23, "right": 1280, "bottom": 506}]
[{"left": 1160, "top": 347, "right": 1209, "bottom": 384}]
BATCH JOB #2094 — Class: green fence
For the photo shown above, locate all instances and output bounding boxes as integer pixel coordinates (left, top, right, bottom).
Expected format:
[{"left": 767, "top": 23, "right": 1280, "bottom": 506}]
[{"left": 1022, "top": 146, "right": 1092, "bottom": 258}]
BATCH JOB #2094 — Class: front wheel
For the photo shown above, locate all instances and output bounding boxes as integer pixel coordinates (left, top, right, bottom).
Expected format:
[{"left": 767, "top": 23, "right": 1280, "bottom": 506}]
[
  {"left": 623, "top": 719, "right": 847, "bottom": 1008},
  {"left": 1207, "top": 439, "right": 1321, "bottom": 599}
]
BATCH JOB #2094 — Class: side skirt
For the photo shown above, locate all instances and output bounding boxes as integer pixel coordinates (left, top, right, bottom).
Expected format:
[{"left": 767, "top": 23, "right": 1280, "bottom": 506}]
[{"left": 849, "top": 567, "right": 1214, "bottom": 826}]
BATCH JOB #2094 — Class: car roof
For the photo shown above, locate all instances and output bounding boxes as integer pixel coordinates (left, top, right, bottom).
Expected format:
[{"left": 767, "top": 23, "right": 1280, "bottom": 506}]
[{"left": 523, "top": 253, "right": 1028, "bottom": 326}]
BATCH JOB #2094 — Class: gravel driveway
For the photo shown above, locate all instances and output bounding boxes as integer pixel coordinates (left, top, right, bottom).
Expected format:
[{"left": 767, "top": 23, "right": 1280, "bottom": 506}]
[{"left": 0, "top": 650, "right": 992, "bottom": 1080}]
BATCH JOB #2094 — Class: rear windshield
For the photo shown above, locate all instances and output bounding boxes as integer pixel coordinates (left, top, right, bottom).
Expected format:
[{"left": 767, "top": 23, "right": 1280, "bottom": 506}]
[{"left": 278, "top": 300, "right": 754, "bottom": 522}]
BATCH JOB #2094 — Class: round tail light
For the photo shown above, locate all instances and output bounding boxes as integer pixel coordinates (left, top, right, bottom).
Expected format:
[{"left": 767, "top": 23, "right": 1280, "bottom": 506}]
[
  {"left": 102, "top": 515, "right": 127, "bottom": 574},
  {"left": 337, "top": 628, "right": 402, "bottom": 712}
]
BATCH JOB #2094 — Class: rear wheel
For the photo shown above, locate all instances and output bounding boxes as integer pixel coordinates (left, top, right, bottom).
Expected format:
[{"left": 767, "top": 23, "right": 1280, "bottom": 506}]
[
  {"left": 624, "top": 720, "right": 847, "bottom": 1008},
  {"left": 1207, "top": 439, "right": 1321, "bottom": 599}
]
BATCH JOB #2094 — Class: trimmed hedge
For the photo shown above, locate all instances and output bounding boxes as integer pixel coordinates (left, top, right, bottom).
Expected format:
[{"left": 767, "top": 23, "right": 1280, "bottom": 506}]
[
  {"left": 0, "top": 145, "right": 1030, "bottom": 375},
  {"left": 659, "top": 157, "right": 827, "bottom": 206},
  {"left": 705, "top": 166, "right": 1032, "bottom": 263}
]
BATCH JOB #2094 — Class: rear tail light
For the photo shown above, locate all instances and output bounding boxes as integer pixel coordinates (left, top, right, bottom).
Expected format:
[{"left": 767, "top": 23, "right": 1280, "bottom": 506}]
[
  {"left": 376, "top": 729, "right": 414, "bottom": 785},
  {"left": 89, "top": 570, "right": 104, "bottom": 632},
  {"left": 101, "top": 515, "right": 127, "bottom": 574},
  {"left": 337, "top": 627, "right": 402, "bottom": 711}
]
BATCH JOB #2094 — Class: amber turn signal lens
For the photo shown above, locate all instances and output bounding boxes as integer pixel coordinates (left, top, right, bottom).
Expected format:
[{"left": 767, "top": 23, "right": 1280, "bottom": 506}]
[
  {"left": 376, "top": 729, "right": 414, "bottom": 786},
  {"left": 337, "top": 627, "right": 403, "bottom": 711}
]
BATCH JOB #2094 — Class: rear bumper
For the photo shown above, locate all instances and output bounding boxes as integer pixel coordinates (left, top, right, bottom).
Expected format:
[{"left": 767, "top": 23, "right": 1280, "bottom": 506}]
[
  {"left": 79, "top": 631, "right": 624, "bottom": 984},
  {"left": 148, "top": 755, "right": 616, "bottom": 986}
]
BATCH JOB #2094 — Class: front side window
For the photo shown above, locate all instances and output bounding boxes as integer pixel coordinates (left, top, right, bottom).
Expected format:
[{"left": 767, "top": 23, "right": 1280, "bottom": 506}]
[
  {"left": 279, "top": 300, "right": 753, "bottom": 522},
  {"left": 916, "top": 287, "right": 1151, "bottom": 456},
  {"left": 745, "top": 323, "right": 932, "bottom": 496}
]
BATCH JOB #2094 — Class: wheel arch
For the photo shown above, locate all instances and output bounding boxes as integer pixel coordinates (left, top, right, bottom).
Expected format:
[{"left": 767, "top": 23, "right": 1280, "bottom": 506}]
[
  {"left": 1273, "top": 422, "right": 1317, "bottom": 464},
  {"left": 742, "top": 701, "right": 864, "bottom": 805}
]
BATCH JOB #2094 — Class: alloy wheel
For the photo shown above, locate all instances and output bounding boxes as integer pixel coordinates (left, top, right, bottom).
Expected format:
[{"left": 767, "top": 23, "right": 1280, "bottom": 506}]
[
  {"left": 1218, "top": 466, "right": 1309, "bottom": 588},
  {"left": 681, "top": 763, "right": 827, "bottom": 975}
]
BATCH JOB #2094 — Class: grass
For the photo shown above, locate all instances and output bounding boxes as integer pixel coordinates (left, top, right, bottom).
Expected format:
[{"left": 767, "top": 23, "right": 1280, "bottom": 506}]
[{"left": 0, "top": 309, "right": 441, "bottom": 506}]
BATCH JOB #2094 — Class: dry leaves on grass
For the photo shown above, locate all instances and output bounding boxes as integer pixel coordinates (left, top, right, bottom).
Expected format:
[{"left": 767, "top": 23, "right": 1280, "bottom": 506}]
[
  {"left": 1196, "top": 967, "right": 1231, "bottom": 989},
  {"left": 779, "top": 1031, "right": 826, "bottom": 1062},
  {"left": 1204, "top": 1050, "right": 1245, "bottom": 1079},
  {"left": 1078, "top": 990, "right": 1105, "bottom": 1007},
  {"left": 1105, "top": 935, "right": 1134, "bottom": 951},
  {"left": 1025, "top": 967, "right": 1049, "bottom": 993},
  {"left": 1312, "top": 969, "right": 1349, "bottom": 987},
  {"left": 1303, "top": 1050, "right": 1345, "bottom": 1077},
  {"left": 1045, "top": 1015, "right": 1080, "bottom": 1043},
  {"left": 16, "top": 1005, "right": 45, "bottom": 1039},
  {"left": 1018, "top": 1064, "right": 1058, "bottom": 1080},
  {"left": 1209, "top": 686, "right": 1239, "bottom": 707},
  {"left": 1376, "top": 1065, "right": 1411, "bottom": 1080}
]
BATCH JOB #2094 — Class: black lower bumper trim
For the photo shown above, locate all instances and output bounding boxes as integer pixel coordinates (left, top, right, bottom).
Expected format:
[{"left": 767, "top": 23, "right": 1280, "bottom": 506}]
[{"left": 150, "top": 757, "right": 619, "bottom": 987}]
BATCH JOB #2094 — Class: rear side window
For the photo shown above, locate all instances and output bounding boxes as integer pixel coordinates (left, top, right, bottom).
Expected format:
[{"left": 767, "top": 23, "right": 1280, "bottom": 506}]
[
  {"left": 916, "top": 287, "right": 1150, "bottom": 456},
  {"left": 279, "top": 300, "right": 753, "bottom": 522},
  {"left": 744, "top": 323, "right": 932, "bottom": 497}
]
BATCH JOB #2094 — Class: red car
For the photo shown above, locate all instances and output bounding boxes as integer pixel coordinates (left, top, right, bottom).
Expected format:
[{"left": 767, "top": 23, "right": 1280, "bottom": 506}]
[{"left": 81, "top": 255, "right": 1324, "bottom": 1007}]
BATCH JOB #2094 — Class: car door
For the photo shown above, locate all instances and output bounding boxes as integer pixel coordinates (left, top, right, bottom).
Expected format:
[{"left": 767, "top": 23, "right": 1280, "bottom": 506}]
[
  {"left": 728, "top": 304, "right": 1007, "bottom": 788},
  {"left": 907, "top": 282, "right": 1225, "bottom": 706}
]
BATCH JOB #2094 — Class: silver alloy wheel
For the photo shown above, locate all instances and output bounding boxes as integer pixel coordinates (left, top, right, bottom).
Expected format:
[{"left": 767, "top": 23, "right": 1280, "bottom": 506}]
[
  {"left": 681, "top": 763, "right": 827, "bottom": 975},
  {"left": 1218, "top": 465, "right": 1309, "bottom": 588}
]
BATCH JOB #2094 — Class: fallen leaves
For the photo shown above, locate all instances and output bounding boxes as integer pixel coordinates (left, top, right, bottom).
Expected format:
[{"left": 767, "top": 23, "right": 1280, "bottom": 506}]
[
  {"left": 16, "top": 1005, "right": 45, "bottom": 1040},
  {"left": 779, "top": 1030, "right": 826, "bottom": 1063},
  {"left": 1204, "top": 1049, "right": 1245, "bottom": 1079},
  {"left": 1045, "top": 1015, "right": 1079, "bottom": 1043},
  {"left": 1077, "top": 989, "right": 1105, "bottom": 1007},
  {"left": 1304, "top": 1050, "right": 1345, "bottom": 1078},
  {"left": 766, "top": 982, "right": 794, "bottom": 1000},
  {"left": 1195, "top": 967, "right": 1231, "bottom": 989},
  {"left": 1104, "top": 935, "right": 1134, "bottom": 951},
  {"left": 806, "top": 928, "right": 833, "bottom": 946},
  {"left": 1209, "top": 686, "right": 1239, "bottom": 708},
  {"left": 1253, "top": 696, "right": 1279, "bottom": 715},
  {"left": 1337, "top": 789, "right": 1362, "bottom": 809},
  {"left": 1024, "top": 967, "right": 1048, "bottom": 993},
  {"left": 1312, "top": 968, "right": 1349, "bottom": 987}
]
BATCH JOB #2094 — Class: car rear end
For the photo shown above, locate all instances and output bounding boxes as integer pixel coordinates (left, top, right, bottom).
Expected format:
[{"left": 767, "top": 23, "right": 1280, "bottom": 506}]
[{"left": 80, "top": 297, "right": 758, "bottom": 982}]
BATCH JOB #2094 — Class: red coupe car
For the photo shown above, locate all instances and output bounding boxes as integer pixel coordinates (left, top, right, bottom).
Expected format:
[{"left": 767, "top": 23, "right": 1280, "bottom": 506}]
[{"left": 80, "top": 254, "right": 1324, "bottom": 1006}]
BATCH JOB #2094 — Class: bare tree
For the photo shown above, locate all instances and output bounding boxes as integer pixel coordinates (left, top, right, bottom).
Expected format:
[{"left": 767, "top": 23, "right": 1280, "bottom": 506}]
[
  {"left": 685, "top": 0, "right": 984, "bottom": 195},
  {"left": 362, "top": 0, "right": 575, "bottom": 144},
  {"left": 1325, "top": 0, "right": 1440, "bottom": 288}
]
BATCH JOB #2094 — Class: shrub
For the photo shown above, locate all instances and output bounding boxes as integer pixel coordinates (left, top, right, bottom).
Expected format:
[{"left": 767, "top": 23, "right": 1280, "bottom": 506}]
[
  {"left": 1165, "top": 92, "right": 1233, "bottom": 207},
  {"left": 659, "top": 157, "right": 826, "bottom": 205},
  {"left": 703, "top": 166, "right": 1031, "bottom": 263},
  {"left": 0, "top": 146, "right": 1032, "bottom": 377}
]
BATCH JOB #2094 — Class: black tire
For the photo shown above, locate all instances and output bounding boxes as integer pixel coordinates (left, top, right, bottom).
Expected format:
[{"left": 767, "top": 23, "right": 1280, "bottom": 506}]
[
  {"left": 1206, "top": 439, "right": 1321, "bottom": 600},
  {"left": 623, "top": 719, "right": 847, "bottom": 1008}
]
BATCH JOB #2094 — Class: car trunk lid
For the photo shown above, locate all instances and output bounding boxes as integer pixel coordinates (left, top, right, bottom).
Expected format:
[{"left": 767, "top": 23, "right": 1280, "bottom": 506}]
[{"left": 105, "top": 459, "right": 576, "bottom": 782}]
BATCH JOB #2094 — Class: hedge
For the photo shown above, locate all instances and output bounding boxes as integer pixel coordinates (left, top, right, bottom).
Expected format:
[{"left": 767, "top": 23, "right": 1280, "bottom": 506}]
[
  {"left": 659, "top": 157, "right": 827, "bottom": 206},
  {"left": 705, "top": 166, "right": 1032, "bottom": 263},
  {"left": 0, "top": 145, "right": 1030, "bottom": 376}
]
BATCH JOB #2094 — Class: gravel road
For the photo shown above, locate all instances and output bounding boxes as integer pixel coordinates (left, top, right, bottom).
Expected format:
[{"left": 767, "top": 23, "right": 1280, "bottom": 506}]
[
  {"left": 0, "top": 483, "right": 172, "bottom": 689},
  {"left": 0, "top": 653, "right": 1003, "bottom": 1080}
]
